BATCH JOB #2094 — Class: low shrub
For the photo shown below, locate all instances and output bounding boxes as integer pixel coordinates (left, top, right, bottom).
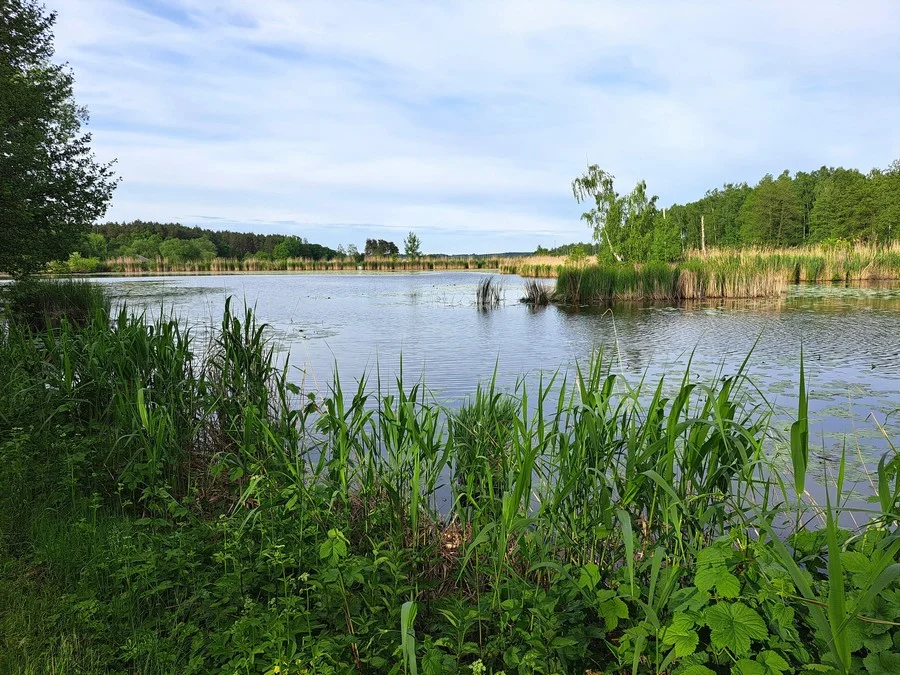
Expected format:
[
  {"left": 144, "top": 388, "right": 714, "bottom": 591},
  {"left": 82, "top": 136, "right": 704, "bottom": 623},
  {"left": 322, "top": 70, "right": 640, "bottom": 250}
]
[{"left": 2, "top": 278, "right": 110, "bottom": 330}]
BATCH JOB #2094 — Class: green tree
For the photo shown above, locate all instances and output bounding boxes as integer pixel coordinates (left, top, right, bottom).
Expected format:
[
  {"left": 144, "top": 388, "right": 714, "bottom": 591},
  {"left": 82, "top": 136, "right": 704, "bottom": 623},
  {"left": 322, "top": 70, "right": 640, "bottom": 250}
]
[
  {"left": 694, "top": 183, "right": 751, "bottom": 247},
  {"left": 403, "top": 231, "right": 421, "bottom": 258},
  {"left": 649, "top": 209, "right": 682, "bottom": 261},
  {"left": 618, "top": 179, "right": 658, "bottom": 261},
  {"left": 739, "top": 171, "right": 802, "bottom": 246},
  {"left": 273, "top": 235, "right": 304, "bottom": 260},
  {"left": 77, "top": 232, "right": 108, "bottom": 259},
  {"left": 809, "top": 168, "right": 875, "bottom": 242},
  {"left": 572, "top": 165, "right": 624, "bottom": 262},
  {"left": 0, "top": 0, "right": 118, "bottom": 277},
  {"left": 159, "top": 237, "right": 216, "bottom": 263},
  {"left": 871, "top": 160, "right": 900, "bottom": 242},
  {"left": 793, "top": 169, "right": 831, "bottom": 241},
  {"left": 124, "top": 235, "right": 162, "bottom": 259},
  {"left": 364, "top": 238, "right": 399, "bottom": 257}
]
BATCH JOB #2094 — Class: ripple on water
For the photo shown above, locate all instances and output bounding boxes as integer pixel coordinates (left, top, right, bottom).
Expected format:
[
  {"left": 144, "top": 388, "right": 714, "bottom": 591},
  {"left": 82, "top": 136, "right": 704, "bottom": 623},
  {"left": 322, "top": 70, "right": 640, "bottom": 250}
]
[{"left": 91, "top": 274, "right": 900, "bottom": 480}]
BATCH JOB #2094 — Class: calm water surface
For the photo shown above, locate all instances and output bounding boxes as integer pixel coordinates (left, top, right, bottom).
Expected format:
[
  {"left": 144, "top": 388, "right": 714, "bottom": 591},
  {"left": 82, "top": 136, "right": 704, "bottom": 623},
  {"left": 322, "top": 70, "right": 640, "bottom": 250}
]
[{"left": 95, "top": 272, "right": 900, "bottom": 483}]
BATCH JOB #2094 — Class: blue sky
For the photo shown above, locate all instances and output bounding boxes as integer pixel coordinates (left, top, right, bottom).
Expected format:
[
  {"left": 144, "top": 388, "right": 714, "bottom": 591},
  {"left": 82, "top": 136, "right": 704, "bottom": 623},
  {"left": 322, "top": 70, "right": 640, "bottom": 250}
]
[{"left": 51, "top": 0, "right": 900, "bottom": 254}]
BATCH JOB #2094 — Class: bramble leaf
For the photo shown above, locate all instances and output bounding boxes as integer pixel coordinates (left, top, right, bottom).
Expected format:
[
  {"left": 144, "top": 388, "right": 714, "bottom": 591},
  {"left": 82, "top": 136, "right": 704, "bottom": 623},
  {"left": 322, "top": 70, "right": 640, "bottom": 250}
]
[
  {"left": 578, "top": 562, "right": 601, "bottom": 590},
  {"left": 695, "top": 566, "right": 741, "bottom": 598},
  {"left": 758, "top": 650, "right": 791, "bottom": 674},
  {"left": 733, "top": 660, "right": 765, "bottom": 675},
  {"left": 695, "top": 545, "right": 741, "bottom": 598},
  {"left": 679, "top": 666, "right": 716, "bottom": 675},
  {"left": 662, "top": 613, "right": 699, "bottom": 657},
  {"left": 704, "top": 602, "right": 768, "bottom": 655},
  {"left": 863, "top": 651, "right": 900, "bottom": 675}
]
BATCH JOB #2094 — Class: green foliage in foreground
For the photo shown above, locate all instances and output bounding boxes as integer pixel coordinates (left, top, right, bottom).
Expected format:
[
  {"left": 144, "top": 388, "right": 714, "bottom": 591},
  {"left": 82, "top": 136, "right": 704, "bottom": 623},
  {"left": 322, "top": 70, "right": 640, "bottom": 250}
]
[
  {"left": 1, "top": 296, "right": 899, "bottom": 674},
  {"left": 1, "top": 277, "right": 110, "bottom": 329}
]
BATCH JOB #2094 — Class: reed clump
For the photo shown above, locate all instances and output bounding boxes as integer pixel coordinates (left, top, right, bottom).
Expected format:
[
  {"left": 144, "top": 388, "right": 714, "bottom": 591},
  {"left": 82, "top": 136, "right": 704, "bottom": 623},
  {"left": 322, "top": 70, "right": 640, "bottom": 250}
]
[
  {"left": 499, "top": 255, "right": 572, "bottom": 278},
  {"left": 475, "top": 275, "right": 502, "bottom": 308},
  {"left": 687, "top": 241, "right": 900, "bottom": 283},
  {"left": 556, "top": 260, "right": 789, "bottom": 303},
  {"left": 1, "top": 298, "right": 898, "bottom": 673},
  {"left": 520, "top": 278, "right": 554, "bottom": 305}
]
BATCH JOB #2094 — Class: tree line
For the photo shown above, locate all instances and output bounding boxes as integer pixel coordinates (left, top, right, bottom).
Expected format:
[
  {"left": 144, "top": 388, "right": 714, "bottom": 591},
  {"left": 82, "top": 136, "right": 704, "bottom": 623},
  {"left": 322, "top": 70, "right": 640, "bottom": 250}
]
[
  {"left": 78, "top": 224, "right": 428, "bottom": 264},
  {"left": 563, "top": 161, "right": 900, "bottom": 263},
  {"left": 84, "top": 221, "right": 338, "bottom": 262}
]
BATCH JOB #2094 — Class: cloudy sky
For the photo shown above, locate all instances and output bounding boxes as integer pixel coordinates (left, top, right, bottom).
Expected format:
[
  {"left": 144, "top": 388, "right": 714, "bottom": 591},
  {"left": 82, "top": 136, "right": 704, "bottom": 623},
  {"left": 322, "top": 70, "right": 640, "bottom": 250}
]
[{"left": 50, "top": 0, "right": 900, "bottom": 254}]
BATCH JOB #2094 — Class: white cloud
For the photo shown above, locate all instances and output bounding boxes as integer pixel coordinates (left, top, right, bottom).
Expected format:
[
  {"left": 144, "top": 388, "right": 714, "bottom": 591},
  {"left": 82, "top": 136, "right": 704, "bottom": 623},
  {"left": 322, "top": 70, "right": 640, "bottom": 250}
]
[{"left": 49, "top": 0, "right": 900, "bottom": 252}]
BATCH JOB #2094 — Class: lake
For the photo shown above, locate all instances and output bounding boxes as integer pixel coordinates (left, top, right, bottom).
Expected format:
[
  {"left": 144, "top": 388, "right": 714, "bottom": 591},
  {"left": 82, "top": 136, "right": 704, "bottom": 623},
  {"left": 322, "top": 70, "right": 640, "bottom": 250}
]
[{"left": 94, "top": 271, "right": 900, "bottom": 487}]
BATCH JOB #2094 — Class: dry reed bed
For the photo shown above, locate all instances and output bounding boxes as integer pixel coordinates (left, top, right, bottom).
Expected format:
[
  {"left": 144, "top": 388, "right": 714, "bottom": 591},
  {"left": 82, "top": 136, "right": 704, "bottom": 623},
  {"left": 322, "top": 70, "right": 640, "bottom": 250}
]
[
  {"left": 507, "top": 244, "right": 900, "bottom": 284},
  {"left": 557, "top": 262, "right": 790, "bottom": 303},
  {"left": 687, "top": 242, "right": 900, "bottom": 283},
  {"left": 99, "top": 255, "right": 504, "bottom": 274}
]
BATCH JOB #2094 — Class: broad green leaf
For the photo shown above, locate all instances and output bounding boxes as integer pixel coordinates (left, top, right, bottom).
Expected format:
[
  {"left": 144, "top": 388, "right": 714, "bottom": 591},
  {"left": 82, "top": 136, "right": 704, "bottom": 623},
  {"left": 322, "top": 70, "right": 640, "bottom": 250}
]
[
  {"left": 697, "top": 546, "right": 728, "bottom": 566},
  {"left": 863, "top": 651, "right": 900, "bottom": 675},
  {"left": 733, "top": 660, "right": 766, "bottom": 675},
  {"left": 695, "top": 566, "right": 741, "bottom": 598},
  {"left": 840, "top": 551, "right": 871, "bottom": 574},
  {"left": 680, "top": 666, "right": 716, "bottom": 675},
  {"left": 758, "top": 650, "right": 791, "bottom": 675},
  {"left": 704, "top": 602, "right": 768, "bottom": 655},
  {"left": 863, "top": 633, "right": 892, "bottom": 654},
  {"left": 597, "top": 595, "right": 629, "bottom": 631},
  {"left": 769, "top": 603, "right": 795, "bottom": 628},
  {"left": 662, "top": 613, "right": 699, "bottom": 657},
  {"left": 578, "top": 562, "right": 601, "bottom": 590}
]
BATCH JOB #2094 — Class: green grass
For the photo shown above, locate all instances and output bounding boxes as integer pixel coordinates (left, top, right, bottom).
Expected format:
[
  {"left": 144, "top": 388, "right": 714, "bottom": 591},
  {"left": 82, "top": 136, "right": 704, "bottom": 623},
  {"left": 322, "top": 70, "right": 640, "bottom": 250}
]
[
  {"left": 1, "top": 278, "right": 111, "bottom": 330},
  {"left": 0, "top": 298, "right": 898, "bottom": 673}
]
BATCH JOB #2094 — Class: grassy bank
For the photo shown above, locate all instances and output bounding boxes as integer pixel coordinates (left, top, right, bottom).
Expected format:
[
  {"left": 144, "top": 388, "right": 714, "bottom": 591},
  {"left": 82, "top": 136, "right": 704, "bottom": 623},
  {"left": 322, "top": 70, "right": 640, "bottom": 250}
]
[{"left": 1, "top": 285, "right": 899, "bottom": 674}]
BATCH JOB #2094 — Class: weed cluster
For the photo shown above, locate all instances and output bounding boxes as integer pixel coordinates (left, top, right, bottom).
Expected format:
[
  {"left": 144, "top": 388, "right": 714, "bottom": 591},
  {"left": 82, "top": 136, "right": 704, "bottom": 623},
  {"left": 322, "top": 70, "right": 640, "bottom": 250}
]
[
  {"left": 0, "top": 295, "right": 898, "bottom": 674},
  {"left": 1, "top": 278, "right": 111, "bottom": 329},
  {"left": 521, "top": 279, "right": 554, "bottom": 306},
  {"left": 476, "top": 276, "right": 503, "bottom": 309}
]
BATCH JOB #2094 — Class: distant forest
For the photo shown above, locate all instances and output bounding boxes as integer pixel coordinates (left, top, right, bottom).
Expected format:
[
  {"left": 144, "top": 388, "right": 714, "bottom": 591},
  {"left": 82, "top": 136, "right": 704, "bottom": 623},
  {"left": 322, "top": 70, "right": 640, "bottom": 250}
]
[
  {"left": 541, "top": 160, "right": 900, "bottom": 261},
  {"left": 80, "top": 221, "right": 340, "bottom": 263}
]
